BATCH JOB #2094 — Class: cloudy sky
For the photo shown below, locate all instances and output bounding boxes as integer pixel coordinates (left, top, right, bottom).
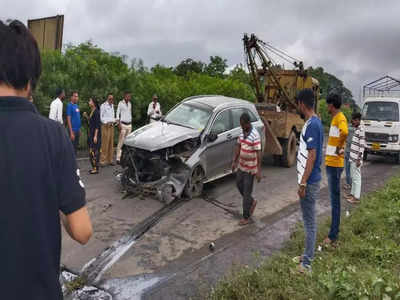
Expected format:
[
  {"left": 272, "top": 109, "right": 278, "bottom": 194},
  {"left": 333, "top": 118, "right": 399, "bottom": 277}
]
[{"left": 3, "top": 0, "right": 400, "bottom": 103}]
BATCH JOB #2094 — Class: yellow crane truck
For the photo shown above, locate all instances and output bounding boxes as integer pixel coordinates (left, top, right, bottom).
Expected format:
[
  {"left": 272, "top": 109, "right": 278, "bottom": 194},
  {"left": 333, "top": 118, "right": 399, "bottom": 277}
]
[{"left": 243, "top": 33, "right": 320, "bottom": 167}]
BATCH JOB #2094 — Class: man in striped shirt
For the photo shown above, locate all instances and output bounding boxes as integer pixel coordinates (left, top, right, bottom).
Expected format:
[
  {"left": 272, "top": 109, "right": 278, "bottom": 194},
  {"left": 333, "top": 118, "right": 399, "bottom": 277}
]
[
  {"left": 296, "top": 89, "right": 324, "bottom": 272},
  {"left": 232, "top": 113, "right": 262, "bottom": 226},
  {"left": 346, "top": 112, "right": 365, "bottom": 204},
  {"left": 324, "top": 94, "right": 348, "bottom": 246}
]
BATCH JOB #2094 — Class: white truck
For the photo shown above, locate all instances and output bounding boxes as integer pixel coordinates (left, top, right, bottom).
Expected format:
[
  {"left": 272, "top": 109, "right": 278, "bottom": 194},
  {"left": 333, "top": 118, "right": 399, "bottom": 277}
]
[
  {"left": 362, "top": 97, "right": 400, "bottom": 163},
  {"left": 362, "top": 76, "right": 400, "bottom": 163}
]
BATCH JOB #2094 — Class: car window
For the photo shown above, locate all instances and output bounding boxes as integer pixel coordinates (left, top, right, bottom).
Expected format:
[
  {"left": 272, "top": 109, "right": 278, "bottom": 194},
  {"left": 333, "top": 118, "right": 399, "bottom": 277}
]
[
  {"left": 165, "top": 103, "right": 212, "bottom": 130},
  {"left": 232, "top": 108, "right": 258, "bottom": 128},
  {"left": 211, "top": 110, "right": 232, "bottom": 135}
]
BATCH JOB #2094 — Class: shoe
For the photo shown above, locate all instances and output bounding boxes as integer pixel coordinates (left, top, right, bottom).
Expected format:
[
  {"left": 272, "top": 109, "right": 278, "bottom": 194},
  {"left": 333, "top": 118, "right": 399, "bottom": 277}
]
[
  {"left": 347, "top": 197, "right": 360, "bottom": 204},
  {"left": 323, "top": 237, "right": 338, "bottom": 248},
  {"left": 239, "top": 218, "right": 250, "bottom": 226},
  {"left": 250, "top": 200, "right": 257, "bottom": 216},
  {"left": 89, "top": 169, "right": 99, "bottom": 174},
  {"left": 297, "top": 263, "right": 311, "bottom": 274}
]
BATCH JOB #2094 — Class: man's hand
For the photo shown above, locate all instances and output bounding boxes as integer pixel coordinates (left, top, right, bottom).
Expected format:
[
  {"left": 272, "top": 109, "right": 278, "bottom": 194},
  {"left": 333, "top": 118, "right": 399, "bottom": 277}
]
[
  {"left": 336, "top": 147, "right": 345, "bottom": 156},
  {"left": 298, "top": 185, "right": 306, "bottom": 198},
  {"left": 82, "top": 111, "right": 88, "bottom": 119},
  {"left": 256, "top": 170, "right": 262, "bottom": 182},
  {"left": 70, "top": 131, "right": 75, "bottom": 141},
  {"left": 118, "top": 122, "right": 121, "bottom": 130},
  {"left": 356, "top": 159, "right": 361, "bottom": 168},
  {"left": 231, "top": 160, "right": 238, "bottom": 172}
]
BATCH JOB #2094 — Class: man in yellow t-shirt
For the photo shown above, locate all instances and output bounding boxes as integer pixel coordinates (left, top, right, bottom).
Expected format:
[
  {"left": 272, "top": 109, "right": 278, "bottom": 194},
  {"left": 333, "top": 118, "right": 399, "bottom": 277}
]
[{"left": 324, "top": 94, "right": 348, "bottom": 245}]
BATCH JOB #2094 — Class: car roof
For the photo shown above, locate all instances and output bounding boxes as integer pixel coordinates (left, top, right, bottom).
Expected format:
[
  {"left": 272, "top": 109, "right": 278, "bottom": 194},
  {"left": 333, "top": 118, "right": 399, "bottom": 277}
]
[
  {"left": 183, "top": 95, "right": 253, "bottom": 110},
  {"left": 364, "top": 97, "right": 400, "bottom": 103}
]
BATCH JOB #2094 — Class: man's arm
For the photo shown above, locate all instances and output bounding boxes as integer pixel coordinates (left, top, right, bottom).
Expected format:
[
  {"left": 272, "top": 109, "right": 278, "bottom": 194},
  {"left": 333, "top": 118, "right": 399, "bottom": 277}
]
[
  {"left": 100, "top": 104, "right": 106, "bottom": 124},
  {"left": 57, "top": 102, "right": 63, "bottom": 123},
  {"left": 300, "top": 149, "right": 316, "bottom": 185},
  {"left": 256, "top": 149, "right": 262, "bottom": 182},
  {"left": 147, "top": 103, "right": 153, "bottom": 117},
  {"left": 60, "top": 207, "right": 92, "bottom": 244},
  {"left": 338, "top": 117, "right": 349, "bottom": 147},
  {"left": 232, "top": 143, "right": 241, "bottom": 171},
  {"left": 49, "top": 101, "right": 55, "bottom": 120},
  {"left": 116, "top": 102, "right": 121, "bottom": 122}
]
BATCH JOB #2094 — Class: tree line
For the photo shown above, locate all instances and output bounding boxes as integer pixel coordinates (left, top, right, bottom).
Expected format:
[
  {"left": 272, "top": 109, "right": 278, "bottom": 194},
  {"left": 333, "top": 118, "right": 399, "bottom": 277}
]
[{"left": 33, "top": 42, "right": 356, "bottom": 129}]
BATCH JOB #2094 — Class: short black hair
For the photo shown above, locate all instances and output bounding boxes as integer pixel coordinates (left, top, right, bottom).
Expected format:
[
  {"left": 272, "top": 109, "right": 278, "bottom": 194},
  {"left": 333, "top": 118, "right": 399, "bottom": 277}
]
[
  {"left": 124, "top": 91, "right": 131, "bottom": 95},
  {"left": 90, "top": 97, "right": 100, "bottom": 110},
  {"left": 70, "top": 91, "right": 78, "bottom": 97},
  {"left": 352, "top": 112, "right": 362, "bottom": 120},
  {"left": 240, "top": 112, "right": 251, "bottom": 124},
  {"left": 55, "top": 88, "right": 64, "bottom": 97},
  {"left": 326, "top": 93, "right": 342, "bottom": 109},
  {"left": 296, "top": 88, "right": 315, "bottom": 109},
  {"left": 0, "top": 20, "right": 42, "bottom": 90}
]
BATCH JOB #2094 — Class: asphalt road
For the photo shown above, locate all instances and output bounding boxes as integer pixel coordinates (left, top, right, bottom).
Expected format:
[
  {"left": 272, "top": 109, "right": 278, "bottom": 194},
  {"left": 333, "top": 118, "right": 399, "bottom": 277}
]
[{"left": 60, "top": 155, "right": 399, "bottom": 299}]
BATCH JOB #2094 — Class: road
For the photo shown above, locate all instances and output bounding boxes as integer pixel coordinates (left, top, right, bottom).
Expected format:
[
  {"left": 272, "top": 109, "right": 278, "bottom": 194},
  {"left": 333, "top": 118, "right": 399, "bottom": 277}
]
[{"left": 61, "top": 155, "right": 399, "bottom": 299}]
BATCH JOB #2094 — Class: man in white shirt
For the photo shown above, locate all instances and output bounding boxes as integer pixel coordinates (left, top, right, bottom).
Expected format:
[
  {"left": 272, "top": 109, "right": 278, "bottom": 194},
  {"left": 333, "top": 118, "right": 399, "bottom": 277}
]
[
  {"left": 49, "top": 88, "right": 65, "bottom": 124},
  {"left": 100, "top": 93, "right": 115, "bottom": 166},
  {"left": 116, "top": 92, "right": 132, "bottom": 164},
  {"left": 147, "top": 94, "right": 162, "bottom": 123}
]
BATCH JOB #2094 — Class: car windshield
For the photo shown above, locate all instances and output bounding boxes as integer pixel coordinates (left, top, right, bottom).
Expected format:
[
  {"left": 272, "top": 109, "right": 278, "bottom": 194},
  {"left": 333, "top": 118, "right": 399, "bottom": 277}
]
[
  {"left": 362, "top": 101, "right": 399, "bottom": 122},
  {"left": 164, "top": 103, "right": 212, "bottom": 130}
]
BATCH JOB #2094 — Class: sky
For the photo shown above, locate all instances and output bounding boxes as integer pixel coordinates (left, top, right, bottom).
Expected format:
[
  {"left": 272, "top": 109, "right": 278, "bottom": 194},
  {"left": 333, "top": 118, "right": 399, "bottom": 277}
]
[{"left": 3, "top": 0, "right": 400, "bottom": 103}]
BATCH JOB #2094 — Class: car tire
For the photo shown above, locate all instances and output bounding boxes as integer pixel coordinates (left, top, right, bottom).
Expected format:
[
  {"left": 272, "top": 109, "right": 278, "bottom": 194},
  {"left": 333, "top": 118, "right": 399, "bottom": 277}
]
[
  {"left": 282, "top": 131, "right": 297, "bottom": 168},
  {"left": 183, "top": 166, "right": 205, "bottom": 199}
]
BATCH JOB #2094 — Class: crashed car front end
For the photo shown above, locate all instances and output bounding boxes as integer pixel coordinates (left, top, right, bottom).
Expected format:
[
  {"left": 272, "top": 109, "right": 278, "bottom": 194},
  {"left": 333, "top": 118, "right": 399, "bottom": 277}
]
[{"left": 119, "top": 128, "right": 201, "bottom": 203}]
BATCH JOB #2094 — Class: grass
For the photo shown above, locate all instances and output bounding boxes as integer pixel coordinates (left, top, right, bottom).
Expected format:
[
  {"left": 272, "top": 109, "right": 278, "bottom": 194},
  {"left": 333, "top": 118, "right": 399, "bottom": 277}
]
[{"left": 208, "top": 176, "right": 400, "bottom": 300}]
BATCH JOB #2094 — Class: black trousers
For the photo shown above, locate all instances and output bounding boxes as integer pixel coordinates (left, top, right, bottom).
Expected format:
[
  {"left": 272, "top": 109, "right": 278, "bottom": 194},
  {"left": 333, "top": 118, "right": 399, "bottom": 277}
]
[
  {"left": 236, "top": 169, "right": 255, "bottom": 219},
  {"left": 70, "top": 130, "right": 80, "bottom": 155},
  {"left": 89, "top": 147, "right": 100, "bottom": 170}
]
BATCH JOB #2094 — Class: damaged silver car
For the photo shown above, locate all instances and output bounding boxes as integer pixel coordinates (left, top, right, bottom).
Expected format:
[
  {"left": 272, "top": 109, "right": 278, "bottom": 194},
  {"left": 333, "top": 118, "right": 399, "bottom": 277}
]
[{"left": 119, "top": 95, "right": 265, "bottom": 203}]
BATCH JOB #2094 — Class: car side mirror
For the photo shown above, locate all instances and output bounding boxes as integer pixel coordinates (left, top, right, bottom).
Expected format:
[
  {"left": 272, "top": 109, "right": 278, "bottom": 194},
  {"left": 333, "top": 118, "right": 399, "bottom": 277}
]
[{"left": 207, "top": 132, "right": 218, "bottom": 143}]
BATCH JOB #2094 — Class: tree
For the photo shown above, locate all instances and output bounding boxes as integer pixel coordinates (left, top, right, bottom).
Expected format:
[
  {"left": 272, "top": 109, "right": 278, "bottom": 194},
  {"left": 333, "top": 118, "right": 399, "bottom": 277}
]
[
  {"left": 174, "top": 58, "right": 205, "bottom": 77},
  {"left": 205, "top": 56, "right": 228, "bottom": 78}
]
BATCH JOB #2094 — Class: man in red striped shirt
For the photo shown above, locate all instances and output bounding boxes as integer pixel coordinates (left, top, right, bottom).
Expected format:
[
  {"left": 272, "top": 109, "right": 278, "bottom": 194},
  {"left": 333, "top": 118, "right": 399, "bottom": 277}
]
[{"left": 232, "top": 113, "right": 262, "bottom": 226}]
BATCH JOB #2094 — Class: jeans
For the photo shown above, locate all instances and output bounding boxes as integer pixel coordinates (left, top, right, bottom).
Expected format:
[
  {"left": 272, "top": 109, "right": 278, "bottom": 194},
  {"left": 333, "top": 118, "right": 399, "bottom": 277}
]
[
  {"left": 70, "top": 130, "right": 80, "bottom": 155},
  {"left": 344, "top": 152, "right": 351, "bottom": 186},
  {"left": 236, "top": 169, "right": 255, "bottom": 219},
  {"left": 350, "top": 162, "right": 362, "bottom": 199},
  {"left": 300, "top": 181, "right": 320, "bottom": 267},
  {"left": 326, "top": 166, "right": 343, "bottom": 241}
]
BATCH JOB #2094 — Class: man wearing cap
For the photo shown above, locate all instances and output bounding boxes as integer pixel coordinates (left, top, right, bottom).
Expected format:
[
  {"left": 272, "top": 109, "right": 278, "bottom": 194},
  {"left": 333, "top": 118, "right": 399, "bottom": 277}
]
[
  {"left": 147, "top": 94, "right": 162, "bottom": 123},
  {"left": 116, "top": 91, "right": 132, "bottom": 164},
  {"left": 295, "top": 89, "right": 324, "bottom": 273}
]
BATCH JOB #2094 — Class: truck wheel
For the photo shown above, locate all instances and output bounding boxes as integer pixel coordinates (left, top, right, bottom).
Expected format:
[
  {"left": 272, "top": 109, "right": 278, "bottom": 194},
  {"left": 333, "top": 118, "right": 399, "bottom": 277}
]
[
  {"left": 363, "top": 151, "right": 368, "bottom": 161},
  {"left": 183, "top": 166, "right": 205, "bottom": 199},
  {"left": 282, "top": 131, "right": 297, "bottom": 168}
]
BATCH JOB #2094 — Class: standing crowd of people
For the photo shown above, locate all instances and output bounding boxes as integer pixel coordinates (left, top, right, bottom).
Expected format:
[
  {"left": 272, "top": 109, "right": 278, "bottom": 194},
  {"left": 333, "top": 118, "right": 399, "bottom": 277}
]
[{"left": 49, "top": 89, "right": 162, "bottom": 174}]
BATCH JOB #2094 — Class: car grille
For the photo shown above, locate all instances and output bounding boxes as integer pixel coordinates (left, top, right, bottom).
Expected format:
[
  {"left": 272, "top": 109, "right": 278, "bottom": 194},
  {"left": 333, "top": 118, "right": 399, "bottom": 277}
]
[{"left": 365, "top": 132, "right": 389, "bottom": 143}]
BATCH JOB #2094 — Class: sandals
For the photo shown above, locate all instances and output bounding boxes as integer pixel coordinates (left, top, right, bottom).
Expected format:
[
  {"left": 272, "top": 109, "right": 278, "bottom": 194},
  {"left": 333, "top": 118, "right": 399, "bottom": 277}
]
[
  {"left": 323, "top": 237, "right": 338, "bottom": 248},
  {"left": 347, "top": 196, "right": 360, "bottom": 204},
  {"left": 239, "top": 218, "right": 250, "bottom": 226},
  {"left": 89, "top": 169, "right": 99, "bottom": 175}
]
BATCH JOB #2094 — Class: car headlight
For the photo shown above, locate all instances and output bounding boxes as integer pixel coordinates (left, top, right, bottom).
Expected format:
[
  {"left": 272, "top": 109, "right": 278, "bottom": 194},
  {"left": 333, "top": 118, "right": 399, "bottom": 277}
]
[{"left": 388, "top": 135, "right": 399, "bottom": 143}]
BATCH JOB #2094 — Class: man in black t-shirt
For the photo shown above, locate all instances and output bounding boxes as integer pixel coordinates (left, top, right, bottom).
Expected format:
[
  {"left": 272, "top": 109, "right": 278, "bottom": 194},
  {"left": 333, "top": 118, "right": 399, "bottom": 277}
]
[{"left": 0, "top": 20, "right": 93, "bottom": 299}]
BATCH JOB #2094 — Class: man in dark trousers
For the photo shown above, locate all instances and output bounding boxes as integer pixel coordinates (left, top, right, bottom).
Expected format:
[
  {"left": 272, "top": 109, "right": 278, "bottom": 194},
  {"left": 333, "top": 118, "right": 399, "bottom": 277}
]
[
  {"left": 232, "top": 113, "right": 262, "bottom": 226},
  {"left": 0, "top": 20, "right": 92, "bottom": 299}
]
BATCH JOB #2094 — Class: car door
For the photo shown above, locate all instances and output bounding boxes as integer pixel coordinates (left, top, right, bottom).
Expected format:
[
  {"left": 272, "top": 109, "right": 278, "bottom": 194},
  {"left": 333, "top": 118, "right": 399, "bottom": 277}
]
[{"left": 203, "top": 109, "right": 234, "bottom": 180}]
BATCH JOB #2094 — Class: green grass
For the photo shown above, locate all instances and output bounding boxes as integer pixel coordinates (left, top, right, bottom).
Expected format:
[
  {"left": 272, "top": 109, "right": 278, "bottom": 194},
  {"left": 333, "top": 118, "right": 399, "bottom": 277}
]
[{"left": 209, "top": 176, "right": 400, "bottom": 300}]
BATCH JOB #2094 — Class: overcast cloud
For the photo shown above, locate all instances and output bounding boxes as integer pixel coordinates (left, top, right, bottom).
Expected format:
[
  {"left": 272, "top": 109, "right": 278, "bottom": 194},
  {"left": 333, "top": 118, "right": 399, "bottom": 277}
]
[{"left": 3, "top": 0, "right": 400, "bottom": 103}]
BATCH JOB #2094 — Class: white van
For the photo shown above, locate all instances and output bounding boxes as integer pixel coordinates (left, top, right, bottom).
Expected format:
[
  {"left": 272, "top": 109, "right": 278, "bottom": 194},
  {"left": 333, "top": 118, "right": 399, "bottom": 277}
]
[{"left": 361, "top": 97, "right": 400, "bottom": 162}]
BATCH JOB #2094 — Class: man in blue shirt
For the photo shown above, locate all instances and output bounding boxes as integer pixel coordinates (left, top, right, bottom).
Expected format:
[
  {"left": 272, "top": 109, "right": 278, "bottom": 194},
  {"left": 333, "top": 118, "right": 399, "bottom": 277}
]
[
  {"left": 67, "top": 91, "right": 82, "bottom": 154},
  {"left": 295, "top": 89, "right": 324, "bottom": 273}
]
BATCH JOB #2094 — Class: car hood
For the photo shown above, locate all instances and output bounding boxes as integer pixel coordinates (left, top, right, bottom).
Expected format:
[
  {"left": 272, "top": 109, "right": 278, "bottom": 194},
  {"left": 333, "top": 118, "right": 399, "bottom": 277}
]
[{"left": 124, "top": 121, "right": 201, "bottom": 152}]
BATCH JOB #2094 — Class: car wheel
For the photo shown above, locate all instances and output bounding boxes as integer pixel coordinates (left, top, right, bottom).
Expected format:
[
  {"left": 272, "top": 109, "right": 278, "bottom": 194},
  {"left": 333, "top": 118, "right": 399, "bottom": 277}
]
[
  {"left": 184, "top": 166, "right": 205, "bottom": 199},
  {"left": 282, "top": 131, "right": 297, "bottom": 168}
]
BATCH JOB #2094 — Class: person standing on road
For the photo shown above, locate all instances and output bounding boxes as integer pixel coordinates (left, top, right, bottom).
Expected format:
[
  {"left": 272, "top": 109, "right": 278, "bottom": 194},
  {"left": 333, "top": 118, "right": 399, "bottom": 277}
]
[
  {"left": 100, "top": 93, "right": 116, "bottom": 166},
  {"left": 66, "top": 91, "right": 82, "bottom": 154},
  {"left": 324, "top": 94, "right": 348, "bottom": 246},
  {"left": 346, "top": 112, "right": 365, "bottom": 204},
  {"left": 85, "top": 98, "right": 102, "bottom": 174},
  {"left": 344, "top": 123, "right": 355, "bottom": 191},
  {"left": 232, "top": 113, "right": 262, "bottom": 226},
  {"left": 0, "top": 19, "right": 92, "bottom": 300},
  {"left": 295, "top": 89, "right": 324, "bottom": 273},
  {"left": 116, "top": 91, "right": 132, "bottom": 164},
  {"left": 49, "top": 88, "right": 65, "bottom": 124},
  {"left": 147, "top": 94, "right": 162, "bottom": 123}
]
